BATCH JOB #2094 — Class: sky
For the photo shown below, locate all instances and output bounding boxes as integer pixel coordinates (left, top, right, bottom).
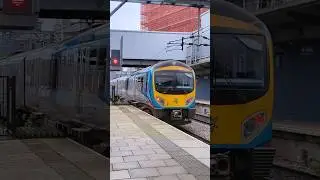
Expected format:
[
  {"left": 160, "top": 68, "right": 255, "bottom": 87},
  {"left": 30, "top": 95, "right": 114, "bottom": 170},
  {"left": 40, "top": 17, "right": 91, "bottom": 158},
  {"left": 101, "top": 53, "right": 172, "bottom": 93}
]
[{"left": 110, "top": 1, "right": 141, "bottom": 30}]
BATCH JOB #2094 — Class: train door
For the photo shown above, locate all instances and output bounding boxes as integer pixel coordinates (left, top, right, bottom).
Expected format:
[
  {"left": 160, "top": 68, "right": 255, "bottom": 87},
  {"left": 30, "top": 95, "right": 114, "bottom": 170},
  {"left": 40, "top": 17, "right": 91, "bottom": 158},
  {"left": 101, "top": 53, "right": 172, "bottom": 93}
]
[
  {"left": 135, "top": 75, "right": 142, "bottom": 101},
  {"left": 125, "top": 78, "right": 129, "bottom": 98},
  {"left": 128, "top": 77, "right": 135, "bottom": 101},
  {"left": 76, "top": 47, "right": 88, "bottom": 113},
  {"left": 132, "top": 75, "right": 137, "bottom": 101},
  {"left": 51, "top": 53, "right": 61, "bottom": 90},
  {"left": 97, "top": 47, "right": 107, "bottom": 101},
  {"left": 135, "top": 74, "right": 147, "bottom": 103},
  {"left": 142, "top": 73, "right": 148, "bottom": 95}
]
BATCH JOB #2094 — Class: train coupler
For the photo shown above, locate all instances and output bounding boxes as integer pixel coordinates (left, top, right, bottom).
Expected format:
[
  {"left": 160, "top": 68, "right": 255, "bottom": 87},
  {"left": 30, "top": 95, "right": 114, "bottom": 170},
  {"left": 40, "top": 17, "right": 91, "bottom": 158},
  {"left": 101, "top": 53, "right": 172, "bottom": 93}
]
[
  {"left": 171, "top": 109, "right": 183, "bottom": 120},
  {"left": 211, "top": 153, "right": 231, "bottom": 176}
]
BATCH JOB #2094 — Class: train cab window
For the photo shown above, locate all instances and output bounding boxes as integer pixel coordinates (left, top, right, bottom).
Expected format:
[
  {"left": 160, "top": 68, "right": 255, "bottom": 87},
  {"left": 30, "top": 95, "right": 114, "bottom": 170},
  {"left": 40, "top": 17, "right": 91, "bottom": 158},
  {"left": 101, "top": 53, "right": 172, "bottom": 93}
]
[
  {"left": 154, "top": 70, "right": 194, "bottom": 94},
  {"left": 213, "top": 34, "right": 266, "bottom": 89}
]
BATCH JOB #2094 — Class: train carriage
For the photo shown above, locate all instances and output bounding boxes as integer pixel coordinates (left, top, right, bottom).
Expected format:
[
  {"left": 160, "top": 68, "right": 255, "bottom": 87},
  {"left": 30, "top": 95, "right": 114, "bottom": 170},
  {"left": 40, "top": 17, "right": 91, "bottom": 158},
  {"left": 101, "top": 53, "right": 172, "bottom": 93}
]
[
  {"left": 111, "top": 60, "right": 196, "bottom": 123},
  {"left": 211, "top": 0, "right": 275, "bottom": 179},
  {"left": 0, "top": 24, "right": 109, "bottom": 129}
]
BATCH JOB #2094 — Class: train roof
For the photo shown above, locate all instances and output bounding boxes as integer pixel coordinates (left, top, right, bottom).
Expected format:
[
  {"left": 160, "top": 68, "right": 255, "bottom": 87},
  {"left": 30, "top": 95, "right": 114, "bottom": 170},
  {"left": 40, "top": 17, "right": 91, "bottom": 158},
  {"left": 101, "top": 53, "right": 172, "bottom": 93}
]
[
  {"left": 212, "top": 0, "right": 261, "bottom": 23},
  {"left": 57, "top": 23, "right": 108, "bottom": 49},
  {"left": 153, "top": 60, "right": 193, "bottom": 71},
  {"left": 211, "top": 0, "right": 270, "bottom": 35},
  {"left": 0, "top": 44, "right": 57, "bottom": 64},
  {"left": 111, "top": 75, "right": 129, "bottom": 82},
  {"left": 111, "top": 61, "right": 193, "bottom": 81}
]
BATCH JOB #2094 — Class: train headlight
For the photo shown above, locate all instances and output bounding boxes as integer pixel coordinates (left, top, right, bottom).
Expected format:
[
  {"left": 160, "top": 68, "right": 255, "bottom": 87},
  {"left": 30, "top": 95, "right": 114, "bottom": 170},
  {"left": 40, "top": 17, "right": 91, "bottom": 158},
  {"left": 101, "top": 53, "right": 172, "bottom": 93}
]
[
  {"left": 156, "top": 96, "right": 165, "bottom": 106},
  {"left": 242, "top": 112, "right": 266, "bottom": 140},
  {"left": 185, "top": 97, "right": 194, "bottom": 106}
]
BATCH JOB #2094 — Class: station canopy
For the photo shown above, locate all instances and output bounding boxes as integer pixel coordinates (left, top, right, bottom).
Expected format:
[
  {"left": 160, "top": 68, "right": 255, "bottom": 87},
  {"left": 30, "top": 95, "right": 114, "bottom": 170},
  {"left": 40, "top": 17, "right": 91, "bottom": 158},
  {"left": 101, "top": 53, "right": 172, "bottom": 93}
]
[{"left": 111, "top": 0, "right": 210, "bottom": 8}]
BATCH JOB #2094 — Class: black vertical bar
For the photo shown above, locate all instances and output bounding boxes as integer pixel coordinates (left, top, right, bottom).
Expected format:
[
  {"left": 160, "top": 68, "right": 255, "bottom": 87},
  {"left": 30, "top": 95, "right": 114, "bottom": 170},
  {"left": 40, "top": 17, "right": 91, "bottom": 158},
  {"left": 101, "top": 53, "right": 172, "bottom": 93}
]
[
  {"left": 2, "top": 77, "right": 4, "bottom": 117},
  {"left": 51, "top": 54, "right": 58, "bottom": 89},
  {"left": 111, "top": 85, "right": 115, "bottom": 103},
  {"left": 11, "top": 76, "right": 16, "bottom": 130},
  {"left": 6, "top": 77, "right": 10, "bottom": 122},
  {"left": 23, "top": 57, "right": 26, "bottom": 107}
]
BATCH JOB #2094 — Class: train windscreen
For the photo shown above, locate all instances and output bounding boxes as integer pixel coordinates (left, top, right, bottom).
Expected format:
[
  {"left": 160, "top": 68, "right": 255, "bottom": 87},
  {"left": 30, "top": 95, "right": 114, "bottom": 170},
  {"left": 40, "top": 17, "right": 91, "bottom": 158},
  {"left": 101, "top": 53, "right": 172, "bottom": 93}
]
[
  {"left": 154, "top": 70, "right": 194, "bottom": 94},
  {"left": 213, "top": 34, "right": 267, "bottom": 89}
]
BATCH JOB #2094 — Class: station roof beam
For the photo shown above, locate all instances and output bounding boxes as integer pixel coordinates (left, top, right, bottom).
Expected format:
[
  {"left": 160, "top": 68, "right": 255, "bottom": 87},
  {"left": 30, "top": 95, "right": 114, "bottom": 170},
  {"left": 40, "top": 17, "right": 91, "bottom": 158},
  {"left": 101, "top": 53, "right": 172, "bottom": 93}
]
[
  {"left": 110, "top": 0, "right": 210, "bottom": 8},
  {"left": 190, "top": 57, "right": 209, "bottom": 77}
]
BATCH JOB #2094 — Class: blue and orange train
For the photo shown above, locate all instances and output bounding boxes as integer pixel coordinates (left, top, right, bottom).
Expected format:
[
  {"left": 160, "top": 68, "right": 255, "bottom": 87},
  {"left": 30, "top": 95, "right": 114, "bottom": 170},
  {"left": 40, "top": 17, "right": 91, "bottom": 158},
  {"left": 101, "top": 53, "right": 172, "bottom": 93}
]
[{"left": 110, "top": 60, "right": 196, "bottom": 123}]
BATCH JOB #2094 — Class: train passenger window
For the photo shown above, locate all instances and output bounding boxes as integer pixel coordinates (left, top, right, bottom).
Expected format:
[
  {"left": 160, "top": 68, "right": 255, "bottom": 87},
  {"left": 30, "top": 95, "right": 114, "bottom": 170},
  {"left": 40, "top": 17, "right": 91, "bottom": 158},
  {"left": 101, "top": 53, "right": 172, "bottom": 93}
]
[
  {"left": 125, "top": 79, "right": 129, "bottom": 90},
  {"left": 61, "top": 56, "right": 66, "bottom": 65},
  {"left": 143, "top": 74, "right": 148, "bottom": 93},
  {"left": 99, "top": 48, "right": 106, "bottom": 59},
  {"left": 140, "top": 77, "right": 144, "bottom": 92},
  {"left": 89, "top": 61, "right": 97, "bottom": 65},
  {"left": 90, "top": 49, "right": 97, "bottom": 58},
  {"left": 98, "top": 48, "right": 106, "bottom": 65}
]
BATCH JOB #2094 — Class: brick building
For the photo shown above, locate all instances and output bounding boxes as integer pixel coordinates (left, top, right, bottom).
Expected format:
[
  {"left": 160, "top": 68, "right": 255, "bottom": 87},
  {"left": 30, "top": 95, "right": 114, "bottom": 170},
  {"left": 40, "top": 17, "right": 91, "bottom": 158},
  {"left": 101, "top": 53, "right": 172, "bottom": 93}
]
[{"left": 141, "top": 5, "right": 208, "bottom": 32}]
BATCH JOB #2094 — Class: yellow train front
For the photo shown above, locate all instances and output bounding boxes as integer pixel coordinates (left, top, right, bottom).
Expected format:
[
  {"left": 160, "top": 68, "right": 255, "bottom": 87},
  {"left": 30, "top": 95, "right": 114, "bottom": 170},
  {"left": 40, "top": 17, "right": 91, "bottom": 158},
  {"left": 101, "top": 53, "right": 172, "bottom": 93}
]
[
  {"left": 114, "top": 60, "right": 196, "bottom": 124},
  {"left": 211, "top": 1, "right": 275, "bottom": 179},
  {"left": 150, "top": 61, "right": 196, "bottom": 123}
]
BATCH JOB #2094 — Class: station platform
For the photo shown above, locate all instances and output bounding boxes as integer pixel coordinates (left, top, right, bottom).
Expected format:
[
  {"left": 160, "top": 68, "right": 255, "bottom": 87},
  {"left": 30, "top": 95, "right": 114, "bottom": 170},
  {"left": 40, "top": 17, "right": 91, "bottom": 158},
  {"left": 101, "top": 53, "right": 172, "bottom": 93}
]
[
  {"left": 0, "top": 138, "right": 107, "bottom": 180},
  {"left": 110, "top": 105, "right": 210, "bottom": 180},
  {"left": 273, "top": 120, "right": 320, "bottom": 136},
  {"left": 195, "top": 100, "right": 210, "bottom": 118},
  {"left": 195, "top": 100, "right": 209, "bottom": 105}
]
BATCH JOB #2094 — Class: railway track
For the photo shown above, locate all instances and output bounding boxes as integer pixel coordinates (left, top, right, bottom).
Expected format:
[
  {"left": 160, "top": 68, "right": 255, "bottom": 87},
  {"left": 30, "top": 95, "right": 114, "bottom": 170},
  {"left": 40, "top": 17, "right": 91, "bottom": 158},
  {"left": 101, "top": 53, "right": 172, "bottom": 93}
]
[
  {"left": 174, "top": 122, "right": 210, "bottom": 144},
  {"left": 271, "top": 162, "right": 320, "bottom": 180},
  {"left": 171, "top": 113, "right": 211, "bottom": 144},
  {"left": 193, "top": 113, "right": 211, "bottom": 124}
]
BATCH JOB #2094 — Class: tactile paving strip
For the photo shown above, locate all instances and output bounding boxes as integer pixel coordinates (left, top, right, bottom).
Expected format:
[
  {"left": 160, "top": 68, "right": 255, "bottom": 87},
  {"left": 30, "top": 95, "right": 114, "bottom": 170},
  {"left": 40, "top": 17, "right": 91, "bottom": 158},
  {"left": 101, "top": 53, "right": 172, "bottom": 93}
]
[
  {"left": 22, "top": 139, "right": 96, "bottom": 180},
  {"left": 119, "top": 106, "right": 210, "bottom": 180}
]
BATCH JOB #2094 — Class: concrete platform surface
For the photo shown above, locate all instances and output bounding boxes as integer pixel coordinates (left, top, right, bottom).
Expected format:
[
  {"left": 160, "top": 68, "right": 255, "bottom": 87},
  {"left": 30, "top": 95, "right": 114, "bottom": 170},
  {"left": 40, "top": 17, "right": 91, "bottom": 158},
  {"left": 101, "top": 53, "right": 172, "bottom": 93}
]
[
  {"left": 274, "top": 120, "right": 320, "bottom": 136},
  {"left": 110, "top": 105, "right": 210, "bottom": 180},
  {"left": 195, "top": 100, "right": 209, "bottom": 105},
  {"left": 0, "top": 138, "right": 108, "bottom": 180}
]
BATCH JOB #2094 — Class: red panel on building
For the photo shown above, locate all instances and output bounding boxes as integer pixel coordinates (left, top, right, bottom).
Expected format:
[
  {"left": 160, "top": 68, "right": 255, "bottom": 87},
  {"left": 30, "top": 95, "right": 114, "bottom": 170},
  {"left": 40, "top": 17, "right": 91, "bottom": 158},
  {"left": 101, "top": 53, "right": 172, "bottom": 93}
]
[
  {"left": 141, "top": 4, "right": 208, "bottom": 32},
  {"left": 3, "top": 0, "right": 33, "bottom": 15}
]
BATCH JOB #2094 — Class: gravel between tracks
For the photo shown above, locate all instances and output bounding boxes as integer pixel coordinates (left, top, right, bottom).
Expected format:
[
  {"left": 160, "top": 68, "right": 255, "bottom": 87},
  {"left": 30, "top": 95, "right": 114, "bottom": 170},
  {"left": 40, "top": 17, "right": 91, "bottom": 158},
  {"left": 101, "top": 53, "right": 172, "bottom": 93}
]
[{"left": 177, "top": 119, "right": 210, "bottom": 142}]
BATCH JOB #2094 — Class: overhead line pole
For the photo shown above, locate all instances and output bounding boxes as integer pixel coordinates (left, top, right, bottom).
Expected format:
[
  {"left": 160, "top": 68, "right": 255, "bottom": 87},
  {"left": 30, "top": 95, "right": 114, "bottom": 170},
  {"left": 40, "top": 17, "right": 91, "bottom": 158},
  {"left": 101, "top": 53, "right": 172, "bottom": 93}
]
[{"left": 110, "top": 0, "right": 128, "bottom": 17}]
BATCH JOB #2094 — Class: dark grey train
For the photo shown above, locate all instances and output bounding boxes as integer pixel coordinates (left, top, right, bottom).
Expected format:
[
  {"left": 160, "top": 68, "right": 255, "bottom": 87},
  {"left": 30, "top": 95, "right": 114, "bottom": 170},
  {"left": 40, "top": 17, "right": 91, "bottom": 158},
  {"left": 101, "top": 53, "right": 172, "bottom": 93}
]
[{"left": 0, "top": 24, "right": 109, "bottom": 128}]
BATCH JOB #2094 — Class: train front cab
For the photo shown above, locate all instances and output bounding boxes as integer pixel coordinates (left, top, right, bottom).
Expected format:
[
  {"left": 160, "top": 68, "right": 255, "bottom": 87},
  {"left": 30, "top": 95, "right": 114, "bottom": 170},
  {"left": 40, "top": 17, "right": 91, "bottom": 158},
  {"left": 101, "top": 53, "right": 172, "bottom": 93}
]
[
  {"left": 150, "top": 61, "right": 196, "bottom": 123},
  {"left": 211, "top": 1, "right": 275, "bottom": 179}
]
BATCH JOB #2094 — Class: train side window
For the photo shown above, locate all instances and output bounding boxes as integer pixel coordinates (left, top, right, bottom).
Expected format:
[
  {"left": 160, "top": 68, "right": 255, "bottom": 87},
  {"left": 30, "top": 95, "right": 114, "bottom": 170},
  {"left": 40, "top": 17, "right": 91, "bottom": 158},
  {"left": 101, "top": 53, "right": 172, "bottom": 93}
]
[
  {"left": 140, "top": 77, "right": 144, "bottom": 92},
  {"left": 89, "top": 60, "right": 97, "bottom": 66},
  {"left": 98, "top": 48, "right": 106, "bottom": 65},
  {"left": 78, "top": 50, "right": 81, "bottom": 63},
  {"left": 125, "top": 78, "right": 129, "bottom": 90},
  {"left": 90, "top": 49, "right": 97, "bottom": 58},
  {"left": 61, "top": 55, "right": 66, "bottom": 65},
  {"left": 143, "top": 73, "right": 148, "bottom": 93}
]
